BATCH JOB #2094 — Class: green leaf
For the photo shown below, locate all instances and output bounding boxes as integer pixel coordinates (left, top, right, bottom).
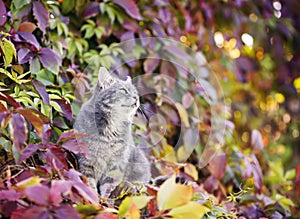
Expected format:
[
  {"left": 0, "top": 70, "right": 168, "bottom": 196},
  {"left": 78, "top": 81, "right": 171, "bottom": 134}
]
[
  {"left": 119, "top": 195, "right": 152, "bottom": 217},
  {"left": 13, "top": 0, "right": 31, "bottom": 9},
  {"left": 61, "top": 0, "right": 75, "bottom": 14},
  {"left": 157, "top": 174, "right": 193, "bottom": 210},
  {"left": 284, "top": 169, "right": 296, "bottom": 180},
  {"left": 168, "top": 201, "right": 211, "bottom": 219},
  {"left": 0, "top": 39, "right": 17, "bottom": 68}
]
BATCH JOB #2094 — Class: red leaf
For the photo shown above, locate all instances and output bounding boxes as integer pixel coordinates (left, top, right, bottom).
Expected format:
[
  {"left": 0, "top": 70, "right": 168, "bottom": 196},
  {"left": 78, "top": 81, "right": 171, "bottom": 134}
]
[
  {"left": 113, "top": 0, "right": 142, "bottom": 20},
  {"left": 54, "top": 205, "right": 81, "bottom": 219},
  {"left": 16, "top": 108, "right": 45, "bottom": 138},
  {"left": 32, "top": 79, "right": 50, "bottom": 105},
  {"left": 0, "top": 0, "right": 7, "bottom": 26},
  {"left": 19, "top": 143, "right": 43, "bottom": 163},
  {"left": 54, "top": 99, "right": 72, "bottom": 122},
  {"left": 62, "top": 139, "right": 90, "bottom": 158},
  {"left": 57, "top": 129, "right": 88, "bottom": 143},
  {"left": 0, "top": 92, "right": 21, "bottom": 108},
  {"left": 10, "top": 113, "right": 27, "bottom": 151},
  {"left": 0, "top": 111, "right": 10, "bottom": 129},
  {"left": 18, "top": 22, "right": 37, "bottom": 33},
  {"left": 0, "top": 190, "right": 22, "bottom": 201},
  {"left": 208, "top": 153, "right": 226, "bottom": 179},
  {"left": 25, "top": 185, "right": 50, "bottom": 206},
  {"left": 0, "top": 101, "right": 7, "bottom": 112},
  {"left": 50, "top": 180, "right": 72, "bottom": 205},
  {"left": 32, "top": 2, "right": 49, "bottom": 34},
  {"left": 46, "top": 147, "right": 68, "bottom": 170}
]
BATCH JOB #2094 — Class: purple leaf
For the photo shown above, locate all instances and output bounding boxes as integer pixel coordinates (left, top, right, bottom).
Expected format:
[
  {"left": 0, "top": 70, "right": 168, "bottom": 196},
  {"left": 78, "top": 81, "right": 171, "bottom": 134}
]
[
  {"left": 144, "top": 56, "right": 160, "bottom": 74},
  {"left": 54, "top": 99, "right": 72, "bottom": 122},
  {"left": 21, "top": 206, "right": 50, "bottom": 219},
  {"left": 208, "top": 153, "right": 227, "bottom": 179},
  {"left": 72, "top": 181, "right": 98, "bottom": 205},
  {"left": 32, "top": 79, "right": 50, "bottom": 105},
  {"left": 243, "top": 155, "right": 263, "bottom": 192},
  {"left": 17, "top": 48, "right": 33, "bottom": 64},
  {"left": 57, "top": 129, "right": 88, "bottom": 143},
  {"left": 251, "top": 129, "right": 264, "bottom": 153},
  {"left": 62, "top": 139, "right": 90, "bottom": 159},
  {"left": 38, "top": 48, "right": 61, "bottom": 74},
  {"left": 0, "top": 190, "right": 22, "bottom": 201},
  {"left": 2, "top": 201, "right": 17, "bottom": 218},
  {"left": 82, "top": 2, "right": 100, "bottom": 19},
  {"left": 25, "top": 185, "right": 50, "bottom": 205},
  {"left": 19, "top": 144, "right": 43, "bottom": 163},
  {"left": 113, "top": 0, "right": 142, "bottom": 20},
  {"left": 10, "top": 113, "right": 27, "bottom": 151},
  {"left": 46, "top": 147, "right": 68, "bottom": 170},
  {"left": 182, "top": 92, "right": 193, "bottom": 109},
  {"left": 54, "top": 205, "right": 81, "bottom": 219},
  {"left": 50, "top": 180, "right": 72, "bottom": 205},
  {"left": 32, "top": 2, "right": 49, "bottom": 34},
  {"left": 0, "top": 0, "right": 7, "bottom": 26},
  {"left": 18, "top": 31, "right": 40, "bottom": 50}
]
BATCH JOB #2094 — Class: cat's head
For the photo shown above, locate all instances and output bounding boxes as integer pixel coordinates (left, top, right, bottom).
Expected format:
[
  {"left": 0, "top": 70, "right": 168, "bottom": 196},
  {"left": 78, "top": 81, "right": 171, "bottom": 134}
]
[{"left": 94, "top": 67, "right": 139, "bottom": 122}]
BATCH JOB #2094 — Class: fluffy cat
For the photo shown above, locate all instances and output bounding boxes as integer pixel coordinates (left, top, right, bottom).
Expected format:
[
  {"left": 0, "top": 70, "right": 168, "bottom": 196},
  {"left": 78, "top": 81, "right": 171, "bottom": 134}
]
[{"left": 74, "top": 67, "right": 151, "bottom": 197}]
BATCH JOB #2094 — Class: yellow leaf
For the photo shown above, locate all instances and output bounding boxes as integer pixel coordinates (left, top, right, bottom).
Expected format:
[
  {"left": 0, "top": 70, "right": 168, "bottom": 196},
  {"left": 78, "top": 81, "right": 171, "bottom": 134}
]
[
  {"left": 184, "top": 163, "right": 198, "bottom": 180},
  {"left": 128, "top": 203, "right": 140, "bottom": 219},
  {"left": 175, "top": 102, "right": 190, "bottom": 127},
  {"left": 168, "top": 201, "right": 210, "bottom": 219},
  {"left": 15, "top": 176, "right": 41, "bottom": 189},
  {"left": 118, "top": 195, "right": 152, "bottom": 218},
  {"left": 157, "top": 174, "right": 192, "bottom": 210}
]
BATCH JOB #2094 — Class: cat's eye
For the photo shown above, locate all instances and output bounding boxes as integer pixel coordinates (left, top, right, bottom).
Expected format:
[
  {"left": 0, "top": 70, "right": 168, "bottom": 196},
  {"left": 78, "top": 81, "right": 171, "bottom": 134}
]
[{"left": 120, "top": 88, "right": 128, "bottom": 94}]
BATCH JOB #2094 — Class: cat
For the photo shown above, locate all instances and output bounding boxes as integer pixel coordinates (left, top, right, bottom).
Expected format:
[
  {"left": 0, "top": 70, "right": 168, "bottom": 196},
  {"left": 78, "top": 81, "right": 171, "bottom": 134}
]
[{"left": 74, "top": 67, "right": 151, "bottom": 197}]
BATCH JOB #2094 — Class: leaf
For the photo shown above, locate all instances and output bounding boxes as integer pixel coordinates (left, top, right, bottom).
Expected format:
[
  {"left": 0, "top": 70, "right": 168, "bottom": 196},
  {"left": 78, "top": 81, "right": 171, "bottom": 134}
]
[
  {"left": 175, "top": 102, "right": 190, "bottom": 127},
  {"left": 184, "top": 163, "right": 198, "bottom": 180},
  {"left": 0, "top": 101, "right": 7, "bottom": 112},
  {"left": 46, "top": 147, "right": 68, "bottom": 170},
  {"left": 57, "top": 129, "right": 88, "bottom": 143},
  {"left": 9, "top": 113, "right": 27, "bottom": 152},
  {"left": 0, "top": 38, "right": 17, "bottom": 68},
  {"left": 15, "top": 176, "right": 41, "bottom": 189},
  {"left": 157, "top": 175, "right": 192, "bottom": 210},
  {"left": 19, "top": 144, "right": 43, "bottom": 163},
  {"left": 0, "top": 0, "right": 7, "bottom": 26},
  {"left": 16, "top": 108, "right": 44, "bottom": 137},
  {"left": 127, "top": 203, "right": 140, "bottom": 219},
  {"left": 0, "top": 92, "right": 21, "bottom": 108},
  {"left": 61, "top": 0, "right": 75, "bottom": 14},
  {"left": 284, "top": 169, "right": 296, "bottom": 180},
  {"left": 50, "top": 180, "right": 72, "bottom": 205},
  {"left": 30, "top": 57, "right": 41, "bottom": 75},
  {"left": 18, "top": 31, "right": 40, "bottom": 50},
  {"left": 113, "top": 0, "right": 142, "bottom": 20},
  {"left": 32, "top": 1, "right": 49, "bottom": 34},
  {"left": 13, "top": 0, "right": 31, "bottom": 9},
  {"left": 32, "top": 79, "right": 50, "bottom": 105},
  {"left": 18, "top": 22, "right": 37, "bottom": 33},
  {"left": 54, "top": 205, "right": 81, "bottom": 219},
  {"left": 182, "top": 92, "right": 193, "bottom": 109},
  {"left": 119, "top": 196, "right": 152, "bottom": 217},
  {"left": 94, "top": 213, "right": 118, "bottom": 219},
  {"left": 251, "top": 129, "right": 263, "bottom": 153},
  {"left": 54, "top": 99, "right": 72, "bottom": 122},
  {"left": 144, "top": 57, "right": 160, "bottom": 74},
  {"left": 72, "top": 181, "right": 99, "bottom": 205},
  {"left": 243, "top": 155, "right": 263, "bottom": 191},
  {"left": 62, "top": 139, "right": 90, "bottom": 158},
  {"left": 208, "top": 153, "right": 226, "bottom": 179},
  {"left": 168, "top": 201, "right": 210, "bottom": 219},
  {"left": 25, "top": 185, "right": 50, "bottom": 206},
  {"left": 22, "top": 206, "right": 50, "bottom": 219},
  {"left": 38, "top": 48, "right": 62, "bottom": 75},
  {"left": 83, "top": 2, "right": 101, "bottom": 19},
  {"left": 17, "top": 48, "right": 33, "bottom": 64},
  {"left": 0, "top": 190, "right": 22, "bottom": 201}
]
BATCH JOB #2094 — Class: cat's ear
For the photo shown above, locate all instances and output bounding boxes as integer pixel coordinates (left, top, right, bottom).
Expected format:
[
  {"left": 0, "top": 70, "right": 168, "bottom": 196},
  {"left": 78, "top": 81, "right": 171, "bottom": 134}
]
[{"left": 98, "top": 67, "right": 115, "bottom": 90}]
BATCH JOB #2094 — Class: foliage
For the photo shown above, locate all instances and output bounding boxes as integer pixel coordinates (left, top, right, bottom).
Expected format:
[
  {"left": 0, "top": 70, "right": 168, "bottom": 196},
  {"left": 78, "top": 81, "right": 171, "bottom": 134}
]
[{"left": 0, "top": 0, "right": 299, "bottom": 218}]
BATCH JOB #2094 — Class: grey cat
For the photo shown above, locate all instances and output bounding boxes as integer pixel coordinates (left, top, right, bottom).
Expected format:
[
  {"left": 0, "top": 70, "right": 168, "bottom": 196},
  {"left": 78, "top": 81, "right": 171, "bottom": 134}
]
[{"left": 74, "top": 67, "right": 151, "bottom": 197}]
